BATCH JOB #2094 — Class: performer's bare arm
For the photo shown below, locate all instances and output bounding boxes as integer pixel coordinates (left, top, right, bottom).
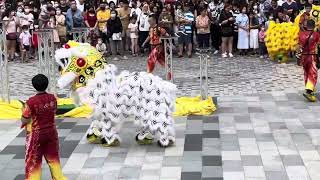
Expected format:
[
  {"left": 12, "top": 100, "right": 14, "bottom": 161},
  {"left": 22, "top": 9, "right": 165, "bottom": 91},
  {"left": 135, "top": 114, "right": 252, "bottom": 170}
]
[
  {"left": 21, "top": 104, "right": 31, "bottom": 126},
  {"left": 142, "top": 36, "right": 150, "bottom": 47},
  {"left": 21, "top": 117, "right": 31, "bottom": 124}
]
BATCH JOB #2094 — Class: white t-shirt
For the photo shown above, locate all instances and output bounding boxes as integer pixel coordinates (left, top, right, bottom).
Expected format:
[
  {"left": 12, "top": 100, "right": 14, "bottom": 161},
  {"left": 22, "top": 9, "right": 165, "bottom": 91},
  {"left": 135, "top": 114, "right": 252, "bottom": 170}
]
[
  {"left": 138, "top": 13, "right": 150, "bottom": 31},
  {"left": 19, "top": 31, "right": 31, "bottom": 46},
  {"left": 96, "top": 43, "right": 107, "bottom": 53},
  {"left": 128, "top": 23, "right": 138, "bottom": 38},
  {"left": 278, "top": 0, "right": 285, "bottom": 6},
  {"left": 76, "top": 0, "right": 85, "bottom": 12},
  {"left": 20, "top": 13, "right": 34, "bottom": 27},
  {"left": 130, "top": 8, "right": 142, "bottom": 19}
]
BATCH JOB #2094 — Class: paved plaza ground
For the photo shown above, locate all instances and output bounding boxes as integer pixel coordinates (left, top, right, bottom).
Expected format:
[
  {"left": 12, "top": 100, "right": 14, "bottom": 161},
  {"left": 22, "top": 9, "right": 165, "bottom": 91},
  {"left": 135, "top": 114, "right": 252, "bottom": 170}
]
[{"left": 2, "top": 55, "right": 320, "bottom": 180}]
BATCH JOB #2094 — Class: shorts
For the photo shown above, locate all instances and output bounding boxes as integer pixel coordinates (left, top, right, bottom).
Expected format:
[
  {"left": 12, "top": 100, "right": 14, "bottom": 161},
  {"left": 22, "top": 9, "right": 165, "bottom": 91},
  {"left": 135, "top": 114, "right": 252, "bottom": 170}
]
[
  {"left": 23, "top": 45, "right": 30, "bottom": 51},
  {"left": 178, "top": 33, "right": 192, "bottom": 44}
]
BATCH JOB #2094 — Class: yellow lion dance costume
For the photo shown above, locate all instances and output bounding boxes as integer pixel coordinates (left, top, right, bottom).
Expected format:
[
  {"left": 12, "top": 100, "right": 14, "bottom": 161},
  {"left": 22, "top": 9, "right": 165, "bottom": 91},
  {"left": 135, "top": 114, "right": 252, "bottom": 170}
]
[
  {"left": 266, "top": 5, "right": 320, "bottom": 62},
  {"left": 265, "top": 22, "right": 299, "bottom": 62}
]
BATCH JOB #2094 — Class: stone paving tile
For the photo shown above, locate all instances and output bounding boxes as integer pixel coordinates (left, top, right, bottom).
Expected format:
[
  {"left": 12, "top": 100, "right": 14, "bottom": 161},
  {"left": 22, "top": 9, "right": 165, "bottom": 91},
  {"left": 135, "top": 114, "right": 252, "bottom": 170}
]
[
  {"left": 4, "top": 54, "right": 320, "bottom": 180},
  {"left": 7, "top": 56, "right": 306, "bottom": 99},
  {"left": 0, "top": 117, "right": 188, "bottom": 180}
]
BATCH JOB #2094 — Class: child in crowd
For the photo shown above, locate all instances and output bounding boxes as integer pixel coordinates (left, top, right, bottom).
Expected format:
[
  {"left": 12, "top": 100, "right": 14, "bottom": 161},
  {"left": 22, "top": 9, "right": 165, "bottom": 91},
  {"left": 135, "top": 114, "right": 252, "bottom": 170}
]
[
  {"left": 259, "top": 25, "right": 267, "bottom": 58},
  {"left": 47, "top": 16, "right": 60, "bottom": 49},
  {"left": 96, "top": 37, "right": 107, "bottom": 57},
  {"left": 32, "top": 25, "right": 39, "bottom": 60},
  {"left": 128, "top": 15, "right": 139, "bottom": 56},
  {"left": 19, "top": 25, "right": 32, "bottom": 63},
  {"left": 88, "top": 29, "right": 98, "bottom": 47},
  {"left": 21, "top": 74, "right": 67, "bottom": 180}
]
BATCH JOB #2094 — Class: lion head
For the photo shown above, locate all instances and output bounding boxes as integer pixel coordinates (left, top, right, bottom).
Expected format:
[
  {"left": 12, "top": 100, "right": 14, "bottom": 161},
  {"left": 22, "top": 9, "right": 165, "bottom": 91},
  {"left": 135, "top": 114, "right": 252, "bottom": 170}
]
[{"left": 55, "top": 41, "right": 107, "bottom": 90}]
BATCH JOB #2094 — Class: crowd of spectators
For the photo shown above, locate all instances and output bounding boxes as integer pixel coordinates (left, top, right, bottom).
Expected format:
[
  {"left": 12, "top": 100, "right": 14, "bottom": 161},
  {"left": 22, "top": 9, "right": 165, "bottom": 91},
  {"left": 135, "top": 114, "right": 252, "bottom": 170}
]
[{"left": 0, "top": 0, "right": 318, "bottom": 62}]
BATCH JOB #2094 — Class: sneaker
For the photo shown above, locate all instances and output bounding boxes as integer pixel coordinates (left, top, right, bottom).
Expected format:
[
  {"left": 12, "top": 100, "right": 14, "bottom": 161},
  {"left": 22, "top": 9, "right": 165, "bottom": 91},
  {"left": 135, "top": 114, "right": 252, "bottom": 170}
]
[
  {"left": 303, "top": 92, "right": 317, "bottom": 102},
  {"left": 222, "top": 53, "right": 227, "bottom": 58},
  {"left": 213, "top": 50, "right": 219, "bottom": 55},
  {"left": 123, "top": 56, "right": 128, "bottom": 60},
  {"left": 113, "top": 57, "right": 119, "bottom": 61},
  {"left": 15, "top": 52, "right": 19, "bottom": 57},
  {"left": 260, "top": 55, "right": 264, "bottom": 59},
  {"left": 228, "top": 53, "right": 233, "bottom": 58}
]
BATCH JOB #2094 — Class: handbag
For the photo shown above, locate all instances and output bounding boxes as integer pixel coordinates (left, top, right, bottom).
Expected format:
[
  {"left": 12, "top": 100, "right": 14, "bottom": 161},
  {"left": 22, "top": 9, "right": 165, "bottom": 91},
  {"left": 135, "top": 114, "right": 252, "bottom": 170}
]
[
  {"left": 6, "top": 32, "right": 16, "bottom": 40},
  {"left": 112, "top": 33, "right": 122, "bottom": 41}
]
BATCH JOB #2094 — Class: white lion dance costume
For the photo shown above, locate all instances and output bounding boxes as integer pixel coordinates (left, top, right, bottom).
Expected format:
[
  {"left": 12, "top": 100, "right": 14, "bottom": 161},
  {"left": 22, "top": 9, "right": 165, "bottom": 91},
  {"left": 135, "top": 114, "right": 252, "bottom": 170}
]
[{"left": 55, "top": 41, "right": 177, "bottom": 147}]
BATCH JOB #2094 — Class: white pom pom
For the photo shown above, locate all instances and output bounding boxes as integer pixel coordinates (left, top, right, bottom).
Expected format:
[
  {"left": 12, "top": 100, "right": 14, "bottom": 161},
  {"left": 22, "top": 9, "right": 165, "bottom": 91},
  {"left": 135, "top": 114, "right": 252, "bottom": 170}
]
[
  {"left": 55, "top": 48, "right": 72, "bottom": 62},
  {"left": 57, "top": 72, "right": 77, "bottom": 89}
]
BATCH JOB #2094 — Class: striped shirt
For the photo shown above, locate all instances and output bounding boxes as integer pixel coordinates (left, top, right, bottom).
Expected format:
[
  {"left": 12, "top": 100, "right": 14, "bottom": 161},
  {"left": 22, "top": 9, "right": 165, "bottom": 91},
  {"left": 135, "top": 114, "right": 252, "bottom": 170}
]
[{"left": 179, "top": 11, "right": 194, "bottom": 34}]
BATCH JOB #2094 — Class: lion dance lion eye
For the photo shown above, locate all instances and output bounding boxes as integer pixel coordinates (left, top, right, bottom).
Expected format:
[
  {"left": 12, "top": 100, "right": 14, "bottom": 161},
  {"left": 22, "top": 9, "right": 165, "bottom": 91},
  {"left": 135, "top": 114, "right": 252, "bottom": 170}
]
[{"left": 76, "top": 58, "right": 86, "bottom": 68}]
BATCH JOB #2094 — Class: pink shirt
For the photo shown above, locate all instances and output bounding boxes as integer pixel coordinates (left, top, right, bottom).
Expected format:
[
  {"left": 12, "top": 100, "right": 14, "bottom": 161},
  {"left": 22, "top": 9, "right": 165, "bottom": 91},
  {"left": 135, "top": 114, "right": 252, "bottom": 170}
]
[
  {"left": 196, "top": 15, "right": 210, "bottom": 34},
  {"left": 259, "top": 31, "right": 266, "bottom": 42},
  {"left": 3, "top": 17, "right": 17, "bottom": 33}
]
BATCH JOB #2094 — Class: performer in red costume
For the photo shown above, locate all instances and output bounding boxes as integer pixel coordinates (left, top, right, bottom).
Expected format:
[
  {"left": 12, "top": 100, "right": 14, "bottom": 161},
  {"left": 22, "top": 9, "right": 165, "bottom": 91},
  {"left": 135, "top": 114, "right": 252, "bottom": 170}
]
[
  {"left": 299, "top": 19, "right": 320, "bottom": 102},
  {"left": 21, "top": 74, "right": 67, "bottom": 180},
  {"left": 142, "top": 15, "right": 172, "bottom": 80}
]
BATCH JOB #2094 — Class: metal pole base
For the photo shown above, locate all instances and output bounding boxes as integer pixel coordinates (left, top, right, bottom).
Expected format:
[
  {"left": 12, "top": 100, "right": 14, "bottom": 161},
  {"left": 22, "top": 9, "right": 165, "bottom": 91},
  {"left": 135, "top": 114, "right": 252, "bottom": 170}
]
[
  {"left": 196, "top": 48, "right": 210, "bottom": 100},
  {"left": 161, "top": 37, "right": 174, "bottom": 83}
]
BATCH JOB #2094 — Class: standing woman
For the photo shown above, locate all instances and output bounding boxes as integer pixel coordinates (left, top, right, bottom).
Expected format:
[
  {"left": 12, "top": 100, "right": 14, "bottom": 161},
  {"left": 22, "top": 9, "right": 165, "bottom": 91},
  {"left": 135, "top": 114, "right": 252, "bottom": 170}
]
[
  {"left": 107, "top": 10, "right": 123, "bottom": 60},
  {"left": 3, "top": 9, "right": 18, "bottom": 61},
  {"left": 219, "top": 3, "right": 235, "bottom": 58},
  {"left": 109, "top": 1, "right": 117, "bottom": 11},
  {"left": 236, "top": 6, "right": 249, "bottom": 55},
  {"left": 151, "top": 6, "right": 160, "bottom": 21},
  {"left": 85, "top": 6, "right": 98, "bottom": 46},
  {"left": 196, "top": 8, "right": 210, "bottom": 48},
  {"left": 249, "top": 11, "right": 260, "bottom": 55},
  {"left": 56, "top": 7, "right": 67, "bottom": 44}
]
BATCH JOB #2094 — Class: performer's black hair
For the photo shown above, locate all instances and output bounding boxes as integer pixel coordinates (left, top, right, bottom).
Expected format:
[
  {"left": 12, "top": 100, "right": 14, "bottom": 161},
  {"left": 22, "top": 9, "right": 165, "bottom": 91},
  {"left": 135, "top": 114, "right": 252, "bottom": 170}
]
[
  {"left": 32, "top": 74, "right": 49, "bottom": 92},
  {"left": 305, "top": 3, "right": 312, "bottom": 8},
  {"left": 307, "top": 19, "right": 316, "bottom": 29}
]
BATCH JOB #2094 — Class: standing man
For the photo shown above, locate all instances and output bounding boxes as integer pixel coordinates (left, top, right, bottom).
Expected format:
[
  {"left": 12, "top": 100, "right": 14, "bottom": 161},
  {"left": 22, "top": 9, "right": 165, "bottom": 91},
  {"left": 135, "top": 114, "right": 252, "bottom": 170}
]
[
  {"left": 177, "top": 3, "right": 194, "bottom": 58},
  {"left": 66, "top": 0, "right": 84, "bottom": 40},
  {"left": 299, "top": 20, "right": 320, "bottom": 102},
  {"left": 76, "top": 0, "right": 88, "bottom": 13},
  {"left": 208, "top": 0, "right": 223, "bottom": 54},
  {"left": 282, "top": 0, "right": 299, "bottom": 22},
  {"left": 130, "top": 1, "right": 141, "bottom": 19},
  {"left": 57, "top": 0, "right": 70, "bottom": 15},
  {"left": 97, "top": 0, "right": 111, "bottom": 52},
  {"left": 117, "top": 0, "right": 131, "bottom": 59}
]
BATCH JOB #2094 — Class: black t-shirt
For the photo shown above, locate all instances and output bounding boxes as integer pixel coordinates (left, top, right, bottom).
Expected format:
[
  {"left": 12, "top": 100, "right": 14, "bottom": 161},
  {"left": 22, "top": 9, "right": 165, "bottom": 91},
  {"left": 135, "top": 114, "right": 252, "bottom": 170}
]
[
  {"left": 297, "top": 0, "right": 305, "bottom": 11},
  {"left": 58, "top": 5, "right": 70, "bottom": 14},
  {"left": 250, "top": 16, "right": 260, "bottom": 29},
  {"left": 282, "top": 2, "right": 298, "bottom": 20},
  {"left": 219, "top": 9, "right": 234, "bottom": 36},
  {"left": 269, "top": 6, "right": 281, "bottom": 19}
]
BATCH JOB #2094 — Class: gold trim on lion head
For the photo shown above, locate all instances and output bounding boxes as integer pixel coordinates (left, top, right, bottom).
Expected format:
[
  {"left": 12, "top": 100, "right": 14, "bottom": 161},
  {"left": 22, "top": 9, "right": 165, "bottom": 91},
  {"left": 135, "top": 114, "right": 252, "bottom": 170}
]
[{"left": 55, "top": 41, "right": 108, "bottom": 89}]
